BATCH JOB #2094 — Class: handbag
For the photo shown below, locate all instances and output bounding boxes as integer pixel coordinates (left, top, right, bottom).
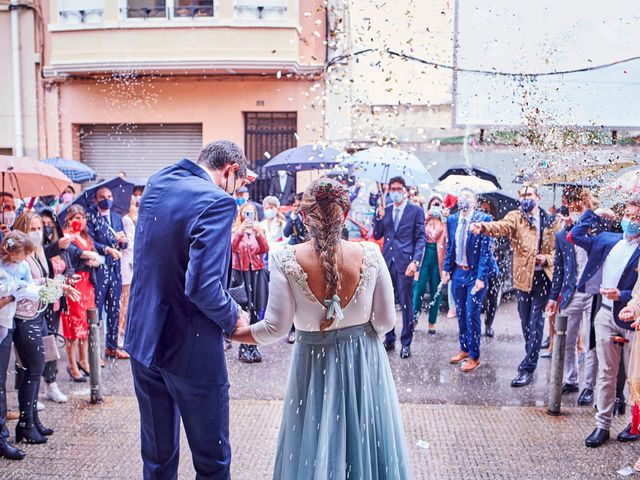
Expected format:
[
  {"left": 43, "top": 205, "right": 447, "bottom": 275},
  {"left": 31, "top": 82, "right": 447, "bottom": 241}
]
[{"left": 42, "top": 334, "right": 61, "bottom": 363}]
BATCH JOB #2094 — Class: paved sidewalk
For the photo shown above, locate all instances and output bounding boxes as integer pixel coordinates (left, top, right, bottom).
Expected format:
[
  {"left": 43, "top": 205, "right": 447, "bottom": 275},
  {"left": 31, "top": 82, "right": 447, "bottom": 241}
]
[{"left": 0, "top": 397, "right": 636, "bottom": 479}]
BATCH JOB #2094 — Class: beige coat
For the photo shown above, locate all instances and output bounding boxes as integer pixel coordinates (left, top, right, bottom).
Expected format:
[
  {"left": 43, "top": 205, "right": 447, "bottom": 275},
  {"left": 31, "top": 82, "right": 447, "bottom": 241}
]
[{"left": 479, "top": 209, "right": 560, "bottom": 293}]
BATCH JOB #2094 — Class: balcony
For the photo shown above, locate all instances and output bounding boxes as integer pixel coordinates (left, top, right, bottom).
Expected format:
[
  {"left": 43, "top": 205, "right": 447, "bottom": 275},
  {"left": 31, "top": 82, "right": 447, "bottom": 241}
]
[{"left": 45, "top": 0, "right": 325, "bottom": 77}]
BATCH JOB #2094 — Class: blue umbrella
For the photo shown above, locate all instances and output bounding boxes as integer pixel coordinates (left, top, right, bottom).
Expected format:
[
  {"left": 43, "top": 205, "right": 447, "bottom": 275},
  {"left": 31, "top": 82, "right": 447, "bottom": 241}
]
[
  {"left": 263, "top": 145, "right": 343, "bottom": 172},
  {"left": 58, "top": 177, "right": 134, "bottom": 226},
  {"left": 42, "top": 157, "right": 97, "bottom": 183}
]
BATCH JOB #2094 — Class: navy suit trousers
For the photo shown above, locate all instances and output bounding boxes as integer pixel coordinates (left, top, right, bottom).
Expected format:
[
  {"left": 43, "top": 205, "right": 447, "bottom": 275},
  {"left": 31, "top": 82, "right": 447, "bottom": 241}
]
[
  {"left": 385, "top": 261, "right": 415, "bottom": 348},
  {"left": 96, "top": 266, "right": 122, "bottom": 350},
  {"left": 516, "top": 270, "right": 552, "bottom": 374},
  {"left": 131, "top": 359, "right": 231, "bottom": 480},
  {"left": 452, "top": 267, "right": 487, "bottom": 360}
]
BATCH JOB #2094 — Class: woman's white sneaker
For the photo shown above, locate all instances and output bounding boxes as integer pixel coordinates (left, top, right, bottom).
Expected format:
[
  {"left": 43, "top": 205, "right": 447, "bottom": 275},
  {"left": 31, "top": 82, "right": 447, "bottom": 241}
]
[{"left": 44, "top": 382, "right": 68, "bottom": 403}]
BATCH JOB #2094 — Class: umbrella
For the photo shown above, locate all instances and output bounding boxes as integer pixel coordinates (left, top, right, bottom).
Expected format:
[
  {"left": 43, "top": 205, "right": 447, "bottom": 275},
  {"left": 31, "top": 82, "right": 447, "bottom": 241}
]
[
  {"left": 0, "top": 155, "right": 72, "bottom": 198},
  {"left": 438, "top": 164, "right": 501, "bottom": 189},
  {"left": 42, "top": 157, "right": 97, "bottom": 183},
  {"left": 514, "top": 161, "right": 636, "bottom": 186},
  {"left": 263, "top": 145, "right": 343, "bottom": 172},
  {"left": 477, "top": 191, "right": 519, "bottom": 220},
  {"left": 614, "top": 167, "right": 640, "bottom": 191},
  {"left": 342, "top": 147, "right": 433, "bottom": 185},
  {"left": 325, "top": 168, "right": 355, "bottom": 186},
  {"left": 59, "top": 177, "right": 134, "bottom": 226},
  {"left": 434, "top": 175, "right": 498, "bottom": 195}
]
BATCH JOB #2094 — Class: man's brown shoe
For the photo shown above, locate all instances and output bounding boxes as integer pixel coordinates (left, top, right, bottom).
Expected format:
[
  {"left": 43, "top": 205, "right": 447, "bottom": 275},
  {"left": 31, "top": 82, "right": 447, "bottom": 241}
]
[
  {"left": 461, "top": 358, "right": 481, "bottom": 372},
  {"left": 6, "top": 409, "right": 19, "bottom": 421},
  {"left": 105, "top": 348, "right": 130, "bottom": 360},
  {"left": 449, "top": 351, "right": 469, "bottom": 364}
]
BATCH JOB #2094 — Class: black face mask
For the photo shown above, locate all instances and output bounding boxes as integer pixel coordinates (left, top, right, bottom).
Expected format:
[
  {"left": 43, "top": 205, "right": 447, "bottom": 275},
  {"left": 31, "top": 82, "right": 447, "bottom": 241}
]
[{"left": 43, "top": 225, "right": 54, "bottom": 242}]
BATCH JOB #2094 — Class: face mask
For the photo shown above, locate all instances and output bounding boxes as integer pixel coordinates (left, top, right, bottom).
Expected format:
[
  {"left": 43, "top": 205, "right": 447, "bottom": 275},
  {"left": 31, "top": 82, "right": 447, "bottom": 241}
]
[
  {"left": 2, "top": 211, "right": 16, "bottom": 228},
  {"left": 44, "top": 226, "right": 54, "bottom": 239},
  {"left": 29, "top": 231, "right": 43, "bottom": 247},
  {"left": 264, "top": 209, "right": 277, "bottom": 219},
  {"left": 70, "top": 219, "right": 85, "bottom": 233},
  {"left": 430, "top": 206, "right": 442, "bottom": 218},
  {"left": 520, "top": 198, "right": 536, "bottom": 214},
  {"left": 61, "top": 193, "right": 74, "bottom": 204},
  {"left": 389, "top": 191, "right": 404, "bottom": 204},
  {"left": 98, "top": 199, "right": 113, "bottom": 211},
  {"left": 236, "top": 197, "right": 246, "bottom": 207},
  {"left": 621, "top": 218, "right": 640, "bottom": 237},
  {"left": 133, "top": 195, "right": 141, "bottom": 207},
  {"left": 458, "top": 198, "right": 472, "bottom": 212}
]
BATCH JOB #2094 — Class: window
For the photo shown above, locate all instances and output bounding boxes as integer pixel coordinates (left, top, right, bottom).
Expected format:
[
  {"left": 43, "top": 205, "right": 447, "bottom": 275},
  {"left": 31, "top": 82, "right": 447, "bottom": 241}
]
[
  {"left": 59, "top": 0, "right": 104, "bottom": 24},
  {"left": 235, "top": 0, "right": 287, "bottom": 20},
  {"left": 124, "top": 0, "right": 167, "bottom": 19},
  {"left": 174, "top": 0, "right": 214, "bottom": 18},
  {"left": 122, "top": 0, "right": 214, "bottom": 19}
]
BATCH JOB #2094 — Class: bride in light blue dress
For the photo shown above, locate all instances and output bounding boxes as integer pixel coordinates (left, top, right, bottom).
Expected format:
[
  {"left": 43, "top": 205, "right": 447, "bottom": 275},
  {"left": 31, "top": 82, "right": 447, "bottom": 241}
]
[{"left": 232, "top": 178, "right": 411, "bottom": 480}]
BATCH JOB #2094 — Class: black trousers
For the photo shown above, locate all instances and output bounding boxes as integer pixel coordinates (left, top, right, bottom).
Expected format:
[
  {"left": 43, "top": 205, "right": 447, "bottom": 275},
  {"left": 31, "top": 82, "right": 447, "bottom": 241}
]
[
  {"left": 0, "top": 328, "right": 12, "bottom": 440},
  {"left": 13, "top": 316, "right": 46, "bottom": 424}
]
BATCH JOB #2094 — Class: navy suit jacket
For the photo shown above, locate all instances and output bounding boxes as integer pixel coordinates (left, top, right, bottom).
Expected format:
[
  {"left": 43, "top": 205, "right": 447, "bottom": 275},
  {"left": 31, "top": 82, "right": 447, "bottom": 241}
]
[
  {"left": 550, "top": 227, "right": 580, "bottom": 310},
  {"left": 124, "top": 159, "right": 239, "bottom": 383},
  {"left": 87, "top": 207, "right": 126, "bottom": 284},
  {"left": 571, "top": 209, "right": 640, "bottom": 330},
  {"left": 373, "top": 202, "right": 426, "bottom": 272},
  {"left": 443, "top": 210, "right": 497, "bottom": 281}
]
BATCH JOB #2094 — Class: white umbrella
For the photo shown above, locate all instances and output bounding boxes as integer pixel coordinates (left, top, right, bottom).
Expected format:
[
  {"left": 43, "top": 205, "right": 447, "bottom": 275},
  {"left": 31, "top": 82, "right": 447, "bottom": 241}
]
[
  {"left": 434, "top": 175, "right": 498, "bottom": 195},
  {"left": 614, "top": 167, "right": 640, "bottom": 191},
  {"left": 342, "top": 147, "right": 433, "bottom": 185}
]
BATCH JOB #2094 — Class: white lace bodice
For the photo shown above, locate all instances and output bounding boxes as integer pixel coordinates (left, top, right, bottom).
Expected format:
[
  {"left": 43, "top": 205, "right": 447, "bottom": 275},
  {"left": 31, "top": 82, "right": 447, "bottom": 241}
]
[{"left": 250, "top": 242, "right": 396, "bottom": 345}]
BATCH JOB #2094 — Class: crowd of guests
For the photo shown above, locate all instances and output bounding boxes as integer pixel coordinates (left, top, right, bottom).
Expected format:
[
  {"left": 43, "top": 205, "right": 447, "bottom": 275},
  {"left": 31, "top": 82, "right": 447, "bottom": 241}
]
[{"left": 0, "top": 184, "right": 142, "bottom": 460}]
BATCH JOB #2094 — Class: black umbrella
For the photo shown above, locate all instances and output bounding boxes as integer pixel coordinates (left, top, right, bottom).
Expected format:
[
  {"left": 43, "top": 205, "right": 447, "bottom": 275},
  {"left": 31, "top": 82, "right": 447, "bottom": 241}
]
[
  {"left": 477, "top": 191, "right": 519, "bottom": 220},
  {"left": 438, "top": 164, "right": 502, "bottom": 189},
  {"left": 58, "top": 177, "right": 134, "bottom": 226}
]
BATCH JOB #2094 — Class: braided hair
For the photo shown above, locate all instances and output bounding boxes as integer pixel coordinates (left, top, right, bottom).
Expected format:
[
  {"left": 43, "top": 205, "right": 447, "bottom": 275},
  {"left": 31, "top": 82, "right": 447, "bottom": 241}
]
[{"left": 300, "top": 178, "right": 351, "bottom": 331}]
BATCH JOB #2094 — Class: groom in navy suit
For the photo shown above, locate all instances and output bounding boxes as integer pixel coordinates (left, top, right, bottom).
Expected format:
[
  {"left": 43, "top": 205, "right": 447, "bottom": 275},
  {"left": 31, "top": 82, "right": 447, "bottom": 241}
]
[
  {"left": 373, "top": 176, "right": 426, "bottom": 359},
  {"left": 125, "top": 141, "right": 251, "bottom": 479},
  {"left": 442, "top": 189, "right": 496, "bottom": 372}
]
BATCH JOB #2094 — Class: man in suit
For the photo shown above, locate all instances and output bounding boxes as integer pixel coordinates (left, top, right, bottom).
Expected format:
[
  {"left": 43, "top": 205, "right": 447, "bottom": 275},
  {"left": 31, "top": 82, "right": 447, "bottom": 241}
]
[
  {"left": 87, "top": 187, "right": 129, "bottom": 359},
  {"left": 545, "top": 188, "right": 597, "bottom": 404},
  {"left": 373, "top": 176, "right": 426, "bottom": 359},
  {"left": 571, "top": 197, "right": 640, "bottom": 448},
  {"left": 268, "top": 170, "right": 296, "bottom": 206},
  {"left": 442, "top": 189, "right": 496, "bottom": 372},
  {"left": 470, "top": 184, "right": 560, "bottom": 387},
  {"left": 125, "top": 141, "right": 251, "bottom": 479}
]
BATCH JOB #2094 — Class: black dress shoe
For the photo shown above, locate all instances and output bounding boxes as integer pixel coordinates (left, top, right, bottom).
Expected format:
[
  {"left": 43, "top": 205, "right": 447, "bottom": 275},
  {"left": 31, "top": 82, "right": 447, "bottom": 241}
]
[
  {"left": 585, "top": 428, "right": 610, "bottom": 448},
  {"left": 614, "top": 397, "right": 626, "bottom": 416},
  {"left": 617, "top": 423, "right": 640, "bottom": 443},
  {"left": 541, "top": 336, "right": 550, "bottom": 350},
  {"left": 400, "top": 346, "right": 411, "bottom": 359},
  {"left": 562, "top": 383, "right": 579, "bottom": 395},
  {"left": 238, "top": 346, "right": 253, "bottom": 364},
  {"left": 577, "top": 388, "right": 594, "bottom": 406},
  {"left": 485, "top": 325, "right": 494, "bottom": 338},
  {"left": 0, "top": 440, "right": 26, "bottom": 460},
  {"left": 511, "top": 371, "right": 533, "bottom": 388},
  {"left": 251, "top": 346, "right": 262, "bottom": 363},
  {"left": 383, "top": 341, "right": 395, "bottom": 352}
]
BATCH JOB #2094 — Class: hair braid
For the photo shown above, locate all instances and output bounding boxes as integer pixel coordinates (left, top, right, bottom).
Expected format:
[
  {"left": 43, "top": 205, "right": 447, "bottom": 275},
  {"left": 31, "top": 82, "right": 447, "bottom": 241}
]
[{"left": 301, "top": 179, "right": 351, "bottom": 331}]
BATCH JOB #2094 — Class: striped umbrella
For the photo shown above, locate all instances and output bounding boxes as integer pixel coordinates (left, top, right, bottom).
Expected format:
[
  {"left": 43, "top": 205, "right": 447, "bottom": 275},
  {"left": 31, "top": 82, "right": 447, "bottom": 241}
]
[{"left": 42, "top": 157, "right": 97, "bottom": 183}]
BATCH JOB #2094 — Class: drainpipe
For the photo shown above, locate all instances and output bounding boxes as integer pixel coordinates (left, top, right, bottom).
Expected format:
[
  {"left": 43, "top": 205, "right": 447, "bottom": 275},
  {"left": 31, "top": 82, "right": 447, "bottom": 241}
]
[{"left": 10, "top": 0, "right": 25, "bottom": 157}]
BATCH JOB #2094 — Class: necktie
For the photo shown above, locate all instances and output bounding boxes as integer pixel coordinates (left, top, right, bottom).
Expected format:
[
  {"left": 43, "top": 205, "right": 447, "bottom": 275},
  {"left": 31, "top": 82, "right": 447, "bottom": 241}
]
[
  {"left": 393, "top": 208, "right": 400, "bottom": 231},
  {"left": 457, "top": 217, "right": 467, "bottom": 264}
]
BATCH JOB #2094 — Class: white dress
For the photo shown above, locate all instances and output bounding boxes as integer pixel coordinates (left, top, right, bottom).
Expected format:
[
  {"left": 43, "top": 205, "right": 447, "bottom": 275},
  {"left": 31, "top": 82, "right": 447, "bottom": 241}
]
[{"left": 250, "top": 242, "right": 412, "bottom": 480}]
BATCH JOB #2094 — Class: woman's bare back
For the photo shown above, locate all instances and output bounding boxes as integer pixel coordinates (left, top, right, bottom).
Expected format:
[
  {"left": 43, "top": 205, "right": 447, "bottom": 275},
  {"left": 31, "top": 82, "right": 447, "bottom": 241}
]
[{"left": 294, "top": 240, "right": 364, "bottom": 308}]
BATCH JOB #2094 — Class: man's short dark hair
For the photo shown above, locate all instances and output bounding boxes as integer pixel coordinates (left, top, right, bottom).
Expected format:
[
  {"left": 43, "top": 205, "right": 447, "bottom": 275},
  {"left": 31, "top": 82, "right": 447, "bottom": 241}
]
[
  {"left": 0, "top": 192, "right": 14, "bottom": 199},
  {"left": 388, "top": 176, "right": 406, "bottom": 189},
  {"left": 197, "top": 140, "right": 247, "bottom": 178}
]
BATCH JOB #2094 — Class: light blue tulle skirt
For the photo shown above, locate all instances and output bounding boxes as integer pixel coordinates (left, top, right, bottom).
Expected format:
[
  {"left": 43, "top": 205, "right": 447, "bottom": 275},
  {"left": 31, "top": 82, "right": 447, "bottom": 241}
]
[{"left": 272, "top": 323, "right": 412, "bottom": 480}]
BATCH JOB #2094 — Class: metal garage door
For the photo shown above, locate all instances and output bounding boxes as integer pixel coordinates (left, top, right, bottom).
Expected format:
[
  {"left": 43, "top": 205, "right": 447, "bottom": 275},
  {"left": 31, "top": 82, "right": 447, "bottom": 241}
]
[{"left": 79, "top": 124, "right": 203, "bottom": 181}]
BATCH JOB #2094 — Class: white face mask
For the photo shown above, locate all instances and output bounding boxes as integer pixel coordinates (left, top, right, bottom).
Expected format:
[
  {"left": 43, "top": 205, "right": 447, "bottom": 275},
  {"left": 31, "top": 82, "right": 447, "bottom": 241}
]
[
  {"left": 29, "top": 231, "right": 43, "bottom": 248},
  {"left": 264, "top": 209, "right": 277, "bottom": 220},
  {"left": 2, "top": 211, "right": 16, "bottom": 228}
]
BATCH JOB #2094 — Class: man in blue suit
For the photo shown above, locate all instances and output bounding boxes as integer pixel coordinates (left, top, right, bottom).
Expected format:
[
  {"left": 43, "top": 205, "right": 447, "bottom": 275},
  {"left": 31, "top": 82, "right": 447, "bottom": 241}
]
[
  {"left": 125, "top": 141, "right": 251, "bottom": 479},
  {"left": 442, "top": 189, "right": 496, "bottom": 372},
  {"left": 545, "top": 188, "right": 596, "bottom": 404},
  {"left": 87, "top": 187, "right": 130, "bottom": 359},
  {"left": 571, "top": 197, "right": 640, "bottom": 448},
  {"left": 373, "top": 176, "right": 426, "bottom": 359}
]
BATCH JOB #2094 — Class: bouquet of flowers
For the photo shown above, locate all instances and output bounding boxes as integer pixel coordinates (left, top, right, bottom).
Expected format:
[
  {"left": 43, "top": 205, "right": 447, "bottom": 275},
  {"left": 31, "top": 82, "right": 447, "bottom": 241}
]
[{"left": 39, "top": 278, "right": 64, "bottom": 305}]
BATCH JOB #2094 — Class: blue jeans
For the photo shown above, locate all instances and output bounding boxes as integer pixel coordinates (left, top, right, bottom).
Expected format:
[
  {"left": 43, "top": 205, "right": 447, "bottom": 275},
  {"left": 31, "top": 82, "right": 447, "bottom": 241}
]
[
  {"left": 385, "top": 261, "right": 415, "bottom": 348},
  {"left": 516, "top": 270, "right": 551, "bottom": 374},
  {"left": 452, "top": 267, "right": 487, "bottom": 360}
]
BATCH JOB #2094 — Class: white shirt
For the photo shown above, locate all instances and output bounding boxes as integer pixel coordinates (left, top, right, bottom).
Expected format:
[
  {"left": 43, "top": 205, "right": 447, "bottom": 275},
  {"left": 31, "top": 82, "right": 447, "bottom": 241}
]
[
  {"left": 455, "top": 211, "right": 473, "bottom": 266},
  {"left": 575, "top": 245, "right": 588, "bottom": 284},
  {"left": 279, "top": 175, "right": 287, "bottom": 192},
  {"left": 601, "top": 236, "right": 640, "bottom": 306},
  {"left": 392, "top": 199, "right": 408, "bottom": 227}
]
